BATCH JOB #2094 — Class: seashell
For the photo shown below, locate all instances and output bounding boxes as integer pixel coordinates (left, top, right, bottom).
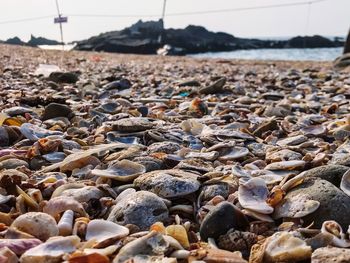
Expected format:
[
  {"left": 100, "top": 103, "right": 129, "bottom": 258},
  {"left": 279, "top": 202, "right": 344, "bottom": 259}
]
[
  {"left": 181, "top": 119, "right": 204, "bottom": 135},
  {"left": 185, "top": 151, "right": 219, "bottom": 161},
  {"left": 238, "top": 178, "right": 273, "bottom": 214},
  {"left": 83, "top": 245, "right": 118, "bottom": 256},
  {"left": 91, "top": 159, "right": 146, "bottom": 182},
  {"left": 16, "top": 186, "right": 39, "bottom": 210},
  {"left": 112, "top": 117, "right": 154, "bottom": 132},
  {"left": 113, "top": 231, "right": 169, "bottom": 263},
  {"left": 188, "top": 248, "right": 247, "bottom": 263},
  {"left": 340, "top": 168, "right": 350, "bottom": 196},
  {"left": 218, "top": 147, "right": 250, "bottom": 161},
  {"left": 5, "top": 227, "right": 36, "bottom": 239},
  {"left": 43, "top": 196, "right": 88, "bottom": 219},
  {"left": 277, "top": 135, "right": 308, "bottom": 147},
  {"left": 0, "top": 239, "right": 42, "bottom": 256},
  {"left": 20, "top": 123, "right": 63, "bottom": 141},
  {"left": 41, "top": 142, "right": 129, "bottom": 173},
  {"left": 163, "top": 235, "right": 184, "bottom": 250},
  {"left": 11, "top": 212, "right": 59, "bottom": 241},
  {"left": 69, "top": 253, "right": 109, "bottom": 263},
  {"left": 0, "top": 246, "right": 18, "bottom": 263},
  {"left": 170, "top": 249, "right": 190, "bottom": 259},
  {"left": 150, "top": 222, "right": 166, "bottom": 234},
  {"left": 265, "top": 160, "right": 305, "bottom": 171},
  {"left": 165, "top": 225, "right": 190, "bottom": 248},
  {"left": 42, "top": 152, "right": 66, "bottom": 163},
  {"left": 51, "top": 183, "right": 85, "bottom": 199},
  {"left": 242, "top": 209, "right": 274, "bottom": 222},
  {"left": 26, "top": 188, "right": 43, "bottom": 204},
  {"left": 55, "top": 186, "right": 104, "bottom": 203},
  {"left": 86, "top": 219, "right": 129, "bottom": 248},
  {"left": 61, "top": 155, "right": 101, "bottom": 173},
  {"left": 73, "top": 217, "right": 89, "bottom": 239},
  {"left": 106, "top": 133, "right": 140, "bottom": 144},
  {"left": 321, "top": 220, "right": 350, "bottom": 248},
  {"left": 273, "top": 193, "right": 320, "bottom": 219},
  {"left": 58, "top": 210, "right": 74, "bottom": 236},
  {"left": 20, "top": 235, "right": 80, "bottom": 263},
  {"left": 264, "top": 232, "right": 312, "bottom": 262}
]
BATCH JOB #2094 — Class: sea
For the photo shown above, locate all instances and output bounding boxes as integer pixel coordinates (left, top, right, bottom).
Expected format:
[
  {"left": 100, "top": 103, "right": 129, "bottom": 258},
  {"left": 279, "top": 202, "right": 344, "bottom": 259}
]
[
  {"left": 39, "top": 45, "right": 343, "bottom": 62},
  {"left": 190, "top": 47, "right": 343, "bottom": 62}
]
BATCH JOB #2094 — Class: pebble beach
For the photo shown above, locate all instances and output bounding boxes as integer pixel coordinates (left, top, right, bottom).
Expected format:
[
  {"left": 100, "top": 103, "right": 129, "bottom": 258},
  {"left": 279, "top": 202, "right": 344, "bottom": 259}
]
[{"left": 1, "top": 43, "right": 350, "bottom": 262}]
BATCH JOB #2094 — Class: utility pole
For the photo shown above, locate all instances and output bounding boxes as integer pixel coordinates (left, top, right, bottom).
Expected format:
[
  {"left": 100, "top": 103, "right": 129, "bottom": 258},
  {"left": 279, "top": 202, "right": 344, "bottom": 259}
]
[
  {"left": 159, "top": 0, "right": 167, "bottom": 44},
  {"left": 55, "top": 0, "right": 65, "bottom": 50}
]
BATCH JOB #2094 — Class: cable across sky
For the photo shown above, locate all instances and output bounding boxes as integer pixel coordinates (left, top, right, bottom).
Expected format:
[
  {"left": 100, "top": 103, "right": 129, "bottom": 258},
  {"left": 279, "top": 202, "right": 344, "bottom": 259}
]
[{"left": 0, "top": 0, "right": 332, "bottom": 25}]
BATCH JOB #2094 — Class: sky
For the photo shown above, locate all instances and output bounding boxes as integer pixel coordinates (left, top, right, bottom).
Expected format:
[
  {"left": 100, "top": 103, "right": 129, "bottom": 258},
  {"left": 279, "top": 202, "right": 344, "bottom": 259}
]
[{"left": 0, "top": 0, "right": 349, "bottom": 42}]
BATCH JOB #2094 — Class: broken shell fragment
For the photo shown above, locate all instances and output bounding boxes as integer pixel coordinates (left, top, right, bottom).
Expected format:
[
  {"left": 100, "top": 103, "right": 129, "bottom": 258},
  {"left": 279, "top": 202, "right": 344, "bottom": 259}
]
[
  {"left": 58, "top": 210, "right": 74, "bottom": 236},
  {"left": 340, "top": 169, "right": 350, "bottom": 196},
  {"left": 265, "top": 160, "right": 305, "bottom": 171},
  {"left": 238, "top": 178, "right": 273, "bottom": 214},
  {"left": 165, "top": 225, "right": 190, "bottom": 248}
]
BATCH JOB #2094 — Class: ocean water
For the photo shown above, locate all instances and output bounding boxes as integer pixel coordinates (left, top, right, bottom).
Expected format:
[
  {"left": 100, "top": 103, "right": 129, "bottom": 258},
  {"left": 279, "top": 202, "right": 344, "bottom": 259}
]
[{"left": 190, "top": 47, "right": 343, "bottom": 61}]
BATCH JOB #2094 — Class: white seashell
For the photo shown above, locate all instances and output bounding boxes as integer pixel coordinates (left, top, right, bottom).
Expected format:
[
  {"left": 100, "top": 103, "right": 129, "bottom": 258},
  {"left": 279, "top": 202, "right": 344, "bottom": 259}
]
[
  {"left": 20, "top": 235, "right": 80, "bottom": 263},
  {"left": 84, "top": 245, "right": 118, "bottom": 256},
  {"left": 264, "top": 232, "right": 312, "bottom": 262},
  {"left": 86, "top": 219, "right": 129, "bottom": 247},
  {"left": 321, "top": 221, "right": 350, "bottom": 248},
  {"left": 238, "top": 178, "right": 273, "bottom": 214},
  {"left": 57, "top": 210, "right": 74, "bottom": 236},
  {"left": 181, "top": 119, "right": 204, "bottom": 135},
  {"left": 218, "top": 147, "right": 249, "bottom": 161},
  {"left": 43, "top": 196, "right": 87, "bottom": 219},
  {"left": 273, "top": 194, "right": 320, "bottom": 219},
  {"left": 265, "top": 160, "right": 305, "bottom": 171},
  {"left": 91, "top": 159, "right": 146, "bottom": 182},
  {"left": 242, "top": 209, "right": 274, "bottom": 222},
  {"left": 340, "top": 169, "right": 350, "bottom": 196},
  {"left": 185, "top": 151, "right": 219, "bottom": 161}
]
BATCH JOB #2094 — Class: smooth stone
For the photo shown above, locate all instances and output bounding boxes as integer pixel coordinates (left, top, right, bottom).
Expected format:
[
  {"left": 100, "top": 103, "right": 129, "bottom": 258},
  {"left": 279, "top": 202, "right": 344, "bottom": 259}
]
[
  {"left": 104, "top": 79, "right": 131, "bottom": 90},
  {"left": 284, "top": 178, "right": 350, "bottom": 229},
  {"left": 201, "top": 183, "right": 230, "bottom": 201},
  {"left": 263, "top": 106, "right": 291, "bottom": 117},
  {"left": 134, "top": 169, "right": 200, "bottom": 198},
  {"left": 48, "top": 71, "right": 79, "bottom": 83},
  {"left": 311, "top": 247, "right": 350, "bottom": 263},
  {"left": 199, "top": 201, "right": 248, "bottom": 241},
  {"left": 147, "top": 142, "right": 181, "bottom": 154},
  {"left": 303, "top": 165, "right": 349, "bottom": 187},
  {"left": 107, "top": 191, "right": 168, "bottom": 230},
  {"left": 0, "top": 158, "right": 29, "bottom": 170},
  {"left": 112, "top": 118, "right": 154, "bottom": 132},
  {"left": 3, "top": 106, "right": 36, "bottom": 117},
  {"left": 331, "top": 154, "right": 350, "bottom": 167},
  {"left": 41, "top": 103, "right": 74, "bottom": 121}
]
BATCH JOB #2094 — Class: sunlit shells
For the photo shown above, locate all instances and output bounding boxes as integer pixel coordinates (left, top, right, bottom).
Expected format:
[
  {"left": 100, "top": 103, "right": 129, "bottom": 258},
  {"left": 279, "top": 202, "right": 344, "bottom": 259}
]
[
  {"left": 218, "top": 147, "right": 250, "bottom": 161},
  {"left": 265, "top": 160, "right": 305, "bottom": 171},
  {"left": 264, "top": 232, "right": 312, "bottom": 262},
  {"left": 86, "top": 219, "right": 129, "bottom": 247},
  {"left": 20, "top": 235, "right": 80, "bottom": 263},
  {"left": 91, "top": 159, "right": 146, "bottom": 182},
  {"left": 273, "top": 193, "right": 320, "bottom": 219},
  {"left": 238, "top": 178, "right": 273, "bottom": 214}
]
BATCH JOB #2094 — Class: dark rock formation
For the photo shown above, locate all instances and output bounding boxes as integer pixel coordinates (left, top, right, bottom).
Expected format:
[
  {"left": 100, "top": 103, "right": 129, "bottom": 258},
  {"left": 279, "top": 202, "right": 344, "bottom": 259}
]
[
  {"left": 74, "top": 20, "right": 344, "bottom": 55},
  {"left": 286, "top": 35, "right": 337, "bottom": 48},
  {"left": 5, "top": 37, "right": 26, "bottom": 46},
  {"left": 27, "top": 35, "right": 62, "bottom": 46}
]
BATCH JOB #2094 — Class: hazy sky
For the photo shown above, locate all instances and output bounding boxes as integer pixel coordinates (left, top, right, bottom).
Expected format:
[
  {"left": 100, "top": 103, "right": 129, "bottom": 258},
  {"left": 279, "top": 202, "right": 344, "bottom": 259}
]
[{"left": 0, "top": 0, "right": 349, "bottom": 42}]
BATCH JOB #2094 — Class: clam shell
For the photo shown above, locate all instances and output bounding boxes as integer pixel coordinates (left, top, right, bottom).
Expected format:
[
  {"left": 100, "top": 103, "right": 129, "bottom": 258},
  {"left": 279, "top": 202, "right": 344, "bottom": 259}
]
[
  {"left": 265, "top": 160, "right": 305, "bottom": 171},
  {"left": 218, "top": 147, "right": 250, "bottom": 161},
  {"left": 86, "top": 219, "right": 129, "bottom": 247},
  {"left": 264, "top": 232, "right": 312, "bottom": 262},
  {"left": 165, "top": 225, "right": 189, "bottom": 248},
  {"left": 340, "top": 169, "right": 350, "bottom": 196},
  {"left": 20, "top": 236, "right": 80, "bottom": 263},
  {"left": 0, "top": 239, "right": 42, "bottom": 256},
  {"left": 238, "top": 178, "right": 273, "bottom": 214},
  {"left": 91, "top": 159, "right": 146, "bottom": 182},
  {"left": 20, "top": 123, "right": 63, "bottom": 141},
  {"left": 273, "top": 194, "right": 320, "bottom": 219}
]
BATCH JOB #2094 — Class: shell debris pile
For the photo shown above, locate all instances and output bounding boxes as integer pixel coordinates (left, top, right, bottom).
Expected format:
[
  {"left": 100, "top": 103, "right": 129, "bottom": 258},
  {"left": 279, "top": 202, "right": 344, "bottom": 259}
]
[{"left": 0, "top": 44, "right": 350, "bottom": 262}]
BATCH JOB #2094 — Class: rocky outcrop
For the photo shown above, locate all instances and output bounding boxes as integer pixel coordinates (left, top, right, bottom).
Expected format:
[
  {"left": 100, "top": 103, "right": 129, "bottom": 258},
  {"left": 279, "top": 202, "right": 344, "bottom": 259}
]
[
  {"left": 74, "top": 19, "right": 344, "bottom": 55},
  {"left": 5, "top": 37, "right": 26, "bottom": 46},
  {"left": 27, "top": 35, "right": 62, "bottom": 46}
]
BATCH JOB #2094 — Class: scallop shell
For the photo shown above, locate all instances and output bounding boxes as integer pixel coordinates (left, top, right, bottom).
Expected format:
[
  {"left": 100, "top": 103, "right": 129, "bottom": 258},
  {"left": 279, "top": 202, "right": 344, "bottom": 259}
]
[
  {"left": 264, "top": 232, "right": 312, "bottom": 262},
  {"left": 91, "top": 159, "right": 146, "bottom": 182},
  {"left": 20, "top": 235, "right": 80, "bottom": 263},
  {"left": 238, "top": 178, "right": 273, "bottom": 214},
  {"left": 86, "top": 219, "right": 129, "bottom": 248},
  {"left": 273, "top": 193, "right": 320, "bottom": 219},
  {"left": 340, "top": 169, "right": 350, "bottom": 196}
]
